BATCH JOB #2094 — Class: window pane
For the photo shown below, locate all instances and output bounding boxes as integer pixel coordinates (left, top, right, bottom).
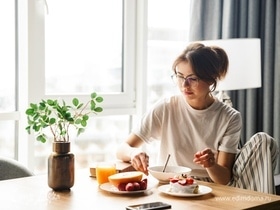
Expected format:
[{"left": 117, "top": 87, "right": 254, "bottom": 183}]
[
  {"left": 147, "top": 0, "right": 190, "bottom": 105},
  {"left": 0, "top": 122, "right": 15, "bottom": 158},
  {"left": 45, "top": 0, "right": 123, "bottom": 94},
  {"left": 0, "top": 1, "right": 15, "bottom": 111},
  {"left": 0, "top": 1, "right": 16, "bottom": 159}
]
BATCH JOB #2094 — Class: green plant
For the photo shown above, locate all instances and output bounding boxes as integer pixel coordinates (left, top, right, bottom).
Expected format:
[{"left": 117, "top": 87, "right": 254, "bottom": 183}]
[{"left": 25, "top": 92, "right": 103, "bottom": 143}]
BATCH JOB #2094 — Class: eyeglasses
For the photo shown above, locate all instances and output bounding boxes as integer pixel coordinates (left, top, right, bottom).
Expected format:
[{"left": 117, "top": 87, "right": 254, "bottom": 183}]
[{"left": 171, "top": 73, "right": 200, "bottom": 88}]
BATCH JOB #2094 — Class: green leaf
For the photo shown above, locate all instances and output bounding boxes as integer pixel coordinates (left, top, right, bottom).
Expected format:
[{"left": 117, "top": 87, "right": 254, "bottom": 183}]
[
  {"left": 94, "top": 107, "right": 103, "bottom": 112},
  {"left": 25, "top": 126, "right": 31, "bottom": 134},
  {"left": 37, "top": 135, "right": 46, "bottom": 143},
  {"left": 47, "top": 99, "right": 55, "bottom": 106},
  {"left": 91, "top": 92, "right": 97, "bottom": 99},
  {"left": 39, "top": 102, "right": 46, "bottom": 109},
  {"left": 49, "top": 118, "right": 56, "bottom": 124},
  {"left": 90, "top": 100, "right": 96, "bottom": 110},
  {"left": 75, "top": 119, "right": 82, "bottom": 124},
  {"left": 30, "top": 103, "right": 38, "bottom": 109},
  {"left": 82, "top": 115, "right": 89, "bottom": 120},
  {"left": 25, "top": 108, "right": 34, "bottom": 115},
  {"left": 77, "top": 128, "right": 85, "bottom": 136},
  {"left": 33, "top": 124, "right": 40, "bottom": 132},
  {"left": 96, "top": 96, "right": 103, "bottom": 103},
  {"left": 67, "top": 117, "right": 75, "bottom": 123},
  {"left": 72, "top": 98, "right": 79, "bottom": 106},
  {"left": 34, "top": 113, "right": 40, "bottom": 121},
  {"left": 77, "top": 103, "right": 83, "bottom": 109},
  {"left": 81, "top": 120, "right": 87, "bottom": 127}
]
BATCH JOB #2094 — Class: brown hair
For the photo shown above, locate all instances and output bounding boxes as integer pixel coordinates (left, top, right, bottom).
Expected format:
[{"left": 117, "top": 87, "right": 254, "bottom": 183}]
[{"left": 172, "top": 42, "right": 228, "bottom": 91}]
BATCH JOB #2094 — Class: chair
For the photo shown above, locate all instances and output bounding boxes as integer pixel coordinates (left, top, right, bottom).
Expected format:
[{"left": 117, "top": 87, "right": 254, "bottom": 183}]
[
  {"left": 228, "top": 132, "right": 279, "bottom": 194},
  {"left": 0, "top": 156, "right": 34, "bottom": 181}
]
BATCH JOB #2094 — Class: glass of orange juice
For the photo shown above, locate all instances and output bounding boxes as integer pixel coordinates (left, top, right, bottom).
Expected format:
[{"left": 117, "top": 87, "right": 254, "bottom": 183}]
[{"left": 96, "top": 162, "right": 116, "bottom": 185}]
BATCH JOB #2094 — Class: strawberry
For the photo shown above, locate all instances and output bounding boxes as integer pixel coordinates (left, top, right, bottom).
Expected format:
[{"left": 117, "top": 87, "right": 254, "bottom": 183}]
[
  {"left": 169, "top": 178, "right": 179, "bottom": 183},
  {"left": 186, "top": 177, "right": 194, "bottom": 185}
]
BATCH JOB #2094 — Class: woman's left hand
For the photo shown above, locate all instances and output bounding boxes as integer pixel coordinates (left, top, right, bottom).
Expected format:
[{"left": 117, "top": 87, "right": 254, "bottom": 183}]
[{"left": 193, "top": 148, "right": 215, "bottom": 168}]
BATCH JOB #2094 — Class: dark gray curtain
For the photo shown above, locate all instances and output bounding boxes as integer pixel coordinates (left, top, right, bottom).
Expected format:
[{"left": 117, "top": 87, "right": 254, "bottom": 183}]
[{"left": 189, "top": 0, "right": 280, "bottom": 174}]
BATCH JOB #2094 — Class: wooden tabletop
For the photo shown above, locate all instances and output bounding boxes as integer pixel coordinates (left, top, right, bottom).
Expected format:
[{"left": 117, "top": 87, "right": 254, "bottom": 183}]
[{"left": 0, "top": 169, "right": 279, "bottom": 210}]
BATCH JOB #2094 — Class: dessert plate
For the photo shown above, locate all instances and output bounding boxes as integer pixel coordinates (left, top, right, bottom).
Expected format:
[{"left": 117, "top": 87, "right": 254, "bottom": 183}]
[
  {"left": 99, "top": 182, "right": 154, "bottom": 195},
  {"left": 158, "top": 184, "right": 212, "bottom": 197}
]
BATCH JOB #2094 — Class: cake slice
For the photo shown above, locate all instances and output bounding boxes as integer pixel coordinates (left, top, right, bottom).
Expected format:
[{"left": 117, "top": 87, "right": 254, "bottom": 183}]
[{"left": 169, "top": 174, "right": 199, "bottom": 194}]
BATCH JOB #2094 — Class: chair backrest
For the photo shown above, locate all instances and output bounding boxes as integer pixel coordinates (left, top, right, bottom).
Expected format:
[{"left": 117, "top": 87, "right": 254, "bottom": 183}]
[{"left": 0, "top": 156, "right": 33, "bottom": 181}]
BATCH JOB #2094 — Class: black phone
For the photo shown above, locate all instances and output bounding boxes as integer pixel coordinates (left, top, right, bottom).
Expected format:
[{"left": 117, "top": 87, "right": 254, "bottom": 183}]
[{"left": 126, "top": 202, "right": 171, "bottom": 210}]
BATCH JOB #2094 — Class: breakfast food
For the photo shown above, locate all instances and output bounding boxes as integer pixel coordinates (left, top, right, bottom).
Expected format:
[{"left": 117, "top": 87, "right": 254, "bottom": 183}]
[
  {"left": 169, "top": 174, "right": 199, "bottom": 194},
  {"left": 117, "top": 178, "right": 148, "bottom": 191},
  {"left": 108, "top": 171, "right": 143, "bottom": 187},
  {"left": 108, "top": 171, "right": 148, "bottom": 191}
]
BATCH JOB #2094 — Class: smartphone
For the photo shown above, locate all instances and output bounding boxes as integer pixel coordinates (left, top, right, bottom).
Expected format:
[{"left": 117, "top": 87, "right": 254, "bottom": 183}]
[{"left": 126, "top": 201, "right": 171, "bottom": 210}]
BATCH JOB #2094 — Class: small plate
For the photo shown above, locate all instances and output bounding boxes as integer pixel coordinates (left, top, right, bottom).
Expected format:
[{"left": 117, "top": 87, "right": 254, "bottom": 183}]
[
  {"left": 158, "top": 184, "right": 212, "bottom": 197},
  {"left": 100, "top": 182, "right": 153, "bottom": 195}
]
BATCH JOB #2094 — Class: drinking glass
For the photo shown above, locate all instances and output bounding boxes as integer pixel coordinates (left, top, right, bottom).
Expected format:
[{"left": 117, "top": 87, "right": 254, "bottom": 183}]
[{"left": 96, "top": 162, "right": 116, "bottom": 185}]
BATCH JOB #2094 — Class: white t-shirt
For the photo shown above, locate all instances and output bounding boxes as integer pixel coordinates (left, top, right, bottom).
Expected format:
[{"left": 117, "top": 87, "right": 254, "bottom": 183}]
[{"left": 132, "top": 94, "right": 242, "bottom": 171}]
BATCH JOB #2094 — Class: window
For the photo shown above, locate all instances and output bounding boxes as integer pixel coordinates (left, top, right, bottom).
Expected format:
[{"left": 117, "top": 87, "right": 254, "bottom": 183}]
[
  {"left": 0, "top": 0, "right": 17, "bottom": 159},
  {"left": 27, "top": 0, "right": 137, "bottom": 173},
  {"left": 28, "top": 0, "right": 136, "bottom": 112},
  {"left": 147, "top": 0, "right": 190, "bottom": 106},
  {"left": 4, "top": 0, "right": 190, "bottom": 173}
]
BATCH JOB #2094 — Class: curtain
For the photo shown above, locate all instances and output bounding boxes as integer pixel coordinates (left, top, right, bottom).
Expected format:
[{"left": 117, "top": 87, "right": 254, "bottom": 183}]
[{"left": 189, "top": 0, "right": 280, "bottom": 174}]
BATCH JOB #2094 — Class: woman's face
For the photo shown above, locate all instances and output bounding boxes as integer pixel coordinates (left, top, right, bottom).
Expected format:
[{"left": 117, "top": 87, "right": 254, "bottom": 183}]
[{"left": 175, "top": 61, "right": 211, "bottom": 106}]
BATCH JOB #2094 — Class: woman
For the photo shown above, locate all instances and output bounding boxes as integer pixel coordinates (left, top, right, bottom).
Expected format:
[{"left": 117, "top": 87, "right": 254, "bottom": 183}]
[{"left": 116, "top": 42, "right": 242, "bottom": 185}]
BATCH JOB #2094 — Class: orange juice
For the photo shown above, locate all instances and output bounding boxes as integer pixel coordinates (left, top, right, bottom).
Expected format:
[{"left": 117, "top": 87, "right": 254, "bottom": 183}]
[{"left": 96, "top": 163, "right": 116, "bottom": 185}]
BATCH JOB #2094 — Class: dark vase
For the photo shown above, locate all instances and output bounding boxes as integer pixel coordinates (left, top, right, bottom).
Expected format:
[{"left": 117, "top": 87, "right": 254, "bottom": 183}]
[{"left": 48, "top": 142, "right": 74, "bottom": 191}]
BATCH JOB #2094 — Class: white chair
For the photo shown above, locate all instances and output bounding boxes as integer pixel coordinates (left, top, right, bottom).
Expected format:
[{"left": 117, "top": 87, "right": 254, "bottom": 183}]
[{"left": 0, "top": 156, "right": 33, "bottom": 181}]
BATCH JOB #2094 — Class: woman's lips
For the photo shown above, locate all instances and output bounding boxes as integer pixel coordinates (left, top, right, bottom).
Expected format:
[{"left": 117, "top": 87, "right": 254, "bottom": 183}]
[{"left": 182, "top": 89, "right": 193, "bottom": 95}]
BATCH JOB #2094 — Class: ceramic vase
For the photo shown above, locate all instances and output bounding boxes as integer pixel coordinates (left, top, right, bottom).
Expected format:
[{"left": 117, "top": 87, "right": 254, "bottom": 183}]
[{"left": 48, "top": 142, "right": 74, "bottom": 191}]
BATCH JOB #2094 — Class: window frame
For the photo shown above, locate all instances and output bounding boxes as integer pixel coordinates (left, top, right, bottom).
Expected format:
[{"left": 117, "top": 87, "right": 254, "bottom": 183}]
[
  {"left": 27, "top": 0, "right": 137, "bottom": 114},
  {"left": 16, "top": 0, "right": 148, "bottom": 170}
]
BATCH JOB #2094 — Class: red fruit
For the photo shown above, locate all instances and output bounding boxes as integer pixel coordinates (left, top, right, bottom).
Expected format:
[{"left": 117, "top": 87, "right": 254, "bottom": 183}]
[
  {"left": 169, "top": 178, "right": 179, "bottom": 183},
  {"left": 133, "top": 182, "right": 141, "bottom": 191},
  {"left": 125, "top": 182, "right": 134, "bottom": 191},
  {"left": 139, "top": 180, "right": 147, "bottom": 190},
  {"left": 117, "top": 183, "right": 127, "bottom": 191},
  {"left": 142, "top": 178, "right": 148, "bottom": 184},
  {"left": 186, "top": 178, "right": 194, "bottom": 185}
]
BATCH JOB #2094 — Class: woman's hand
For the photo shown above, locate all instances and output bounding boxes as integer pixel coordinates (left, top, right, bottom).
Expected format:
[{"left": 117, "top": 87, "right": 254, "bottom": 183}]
[
  {"left": 193, "top": 148, "right": 215, "bottom": 168},
  {"left": 193, "top": 149, "right": 236, "bottom": 185},
  {"left": 130, "top": 151, "right": 149, "bottom": 175}
]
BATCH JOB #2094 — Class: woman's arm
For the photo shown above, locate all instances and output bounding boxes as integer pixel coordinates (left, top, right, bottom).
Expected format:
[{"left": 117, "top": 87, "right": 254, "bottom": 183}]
[
  {"left": 193, "top": 149, "right": 236, "bottom": 184},
  {"left": 206, "top": 151, "right": 235, "bottom": 184},
  {"left": 116, "top": 133, "right": 149, "bottom": 175}
]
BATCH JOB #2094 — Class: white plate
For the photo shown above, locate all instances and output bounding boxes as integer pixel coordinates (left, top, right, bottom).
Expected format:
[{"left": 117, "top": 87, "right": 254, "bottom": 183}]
[
  {"left": 99, "top": 182, "right": 153, "bottom": 195},
  {"left": 158, "top": 184, "right": 212, "bottom": 197}
]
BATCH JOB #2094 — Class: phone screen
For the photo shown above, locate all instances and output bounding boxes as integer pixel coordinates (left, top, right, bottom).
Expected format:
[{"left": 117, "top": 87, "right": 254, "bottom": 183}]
[{"left": 126, "top": 202, "right": 171, "bottom": 210}]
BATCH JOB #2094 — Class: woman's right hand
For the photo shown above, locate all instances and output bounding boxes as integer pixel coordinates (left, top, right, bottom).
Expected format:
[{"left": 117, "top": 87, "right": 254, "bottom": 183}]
[{"left": 130, "top": 151, "right": 149, "bottom": 175}]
